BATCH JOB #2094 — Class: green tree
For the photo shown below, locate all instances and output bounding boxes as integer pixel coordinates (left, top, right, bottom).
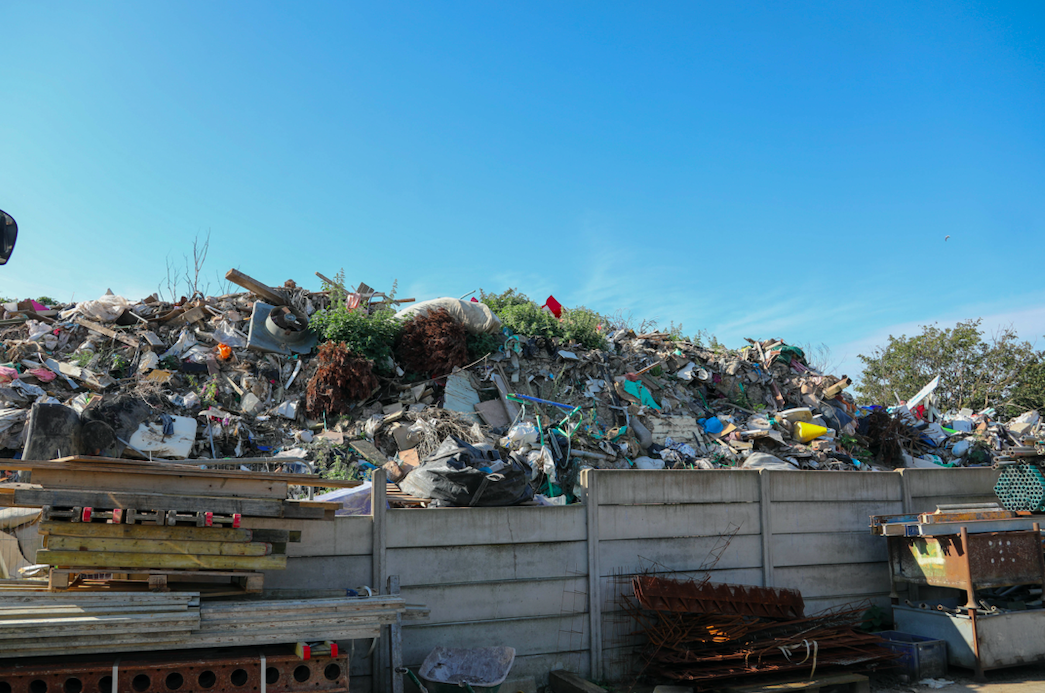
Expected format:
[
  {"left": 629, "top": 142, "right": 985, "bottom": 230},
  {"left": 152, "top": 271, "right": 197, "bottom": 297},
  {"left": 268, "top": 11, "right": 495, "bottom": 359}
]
[{"left": 857, "top": 319, "right": 1043, "bottom": 416}]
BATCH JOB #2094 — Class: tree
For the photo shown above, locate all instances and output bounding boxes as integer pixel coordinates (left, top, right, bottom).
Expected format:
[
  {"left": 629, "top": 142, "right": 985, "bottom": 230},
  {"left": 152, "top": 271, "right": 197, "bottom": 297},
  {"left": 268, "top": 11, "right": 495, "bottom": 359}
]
[{"left": 857, "top": 319, "right": 1044, "bottom": 417}]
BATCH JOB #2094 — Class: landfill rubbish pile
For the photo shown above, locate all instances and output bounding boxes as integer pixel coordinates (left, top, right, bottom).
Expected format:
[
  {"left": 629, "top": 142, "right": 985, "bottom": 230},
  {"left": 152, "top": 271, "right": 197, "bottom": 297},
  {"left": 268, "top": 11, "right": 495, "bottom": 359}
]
[
  {"left": 2, "top": 271, "right": 1042, "bottom": 508},
  {"left": 626, "top": 575, "right": 895, "bottom": 690}
]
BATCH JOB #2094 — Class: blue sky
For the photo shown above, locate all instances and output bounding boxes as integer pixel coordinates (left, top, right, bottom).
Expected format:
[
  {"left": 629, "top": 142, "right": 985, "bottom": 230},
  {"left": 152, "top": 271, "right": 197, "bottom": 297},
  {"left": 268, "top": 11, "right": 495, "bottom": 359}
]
[{"left": 2, "top": 2, "right": 1043, "bottom": 380}]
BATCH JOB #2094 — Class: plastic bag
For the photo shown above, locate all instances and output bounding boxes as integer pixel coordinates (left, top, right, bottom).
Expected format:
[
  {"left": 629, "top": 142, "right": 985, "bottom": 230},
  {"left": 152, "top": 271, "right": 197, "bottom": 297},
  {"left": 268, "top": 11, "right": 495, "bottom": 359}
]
[
  {"left": 214, "top": 320, "right": 247, "bottom": 349},
  {"left": 506, "top": 422, "right": 539, "bottom": 448},
  {"left": 161, "top": 329, "right": 197, "bottom": 360},
  {"left": 394, "top": 298, "right": 503, "bottom": 335},
  {"left": 26, "top": 320, "right": 51, "bottom": 342},
  {"left": 61, "top": 292, "right": 138, "bottom": 323},
  {"left": 399, "top": 434, "right": 533, "bottom": 507}
]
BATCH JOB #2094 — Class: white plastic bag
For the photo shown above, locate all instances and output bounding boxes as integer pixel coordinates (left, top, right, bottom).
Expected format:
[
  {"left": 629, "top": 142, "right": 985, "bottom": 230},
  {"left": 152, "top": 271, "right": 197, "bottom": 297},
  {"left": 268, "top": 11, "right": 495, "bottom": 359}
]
[
  {"left": 395, "top": 298, "right": 503, "bottom": 334},
  {"left": 214, "top": 320, "right": 247, "bottom": 348}
]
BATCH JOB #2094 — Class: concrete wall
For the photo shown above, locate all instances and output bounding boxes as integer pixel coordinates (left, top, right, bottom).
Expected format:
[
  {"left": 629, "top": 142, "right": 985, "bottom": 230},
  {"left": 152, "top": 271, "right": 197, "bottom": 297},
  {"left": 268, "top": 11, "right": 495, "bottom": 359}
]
[{"left": 266, "top": 467, "right": 1000, "bottom": 692}]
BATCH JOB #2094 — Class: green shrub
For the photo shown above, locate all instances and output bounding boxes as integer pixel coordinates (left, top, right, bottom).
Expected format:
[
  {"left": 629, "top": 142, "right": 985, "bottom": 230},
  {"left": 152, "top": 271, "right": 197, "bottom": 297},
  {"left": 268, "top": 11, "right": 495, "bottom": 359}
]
[
  {"left": 309, "top": 307, "right": 402, "bottom": 374},
  {"left": 499, "top": 301, "right": 563, "bottom": 341},
  {"left": 479, "top": 288, "right": 533, "bottom": 315},
  {"left": 479, "top": 288, "right": 608, "bottom": 349},
  {"left": 467, "top": 332, "right": 502, "bottom": 360},
  {"left": 560, "top": 306, "right": 607, "bottom": 349}
]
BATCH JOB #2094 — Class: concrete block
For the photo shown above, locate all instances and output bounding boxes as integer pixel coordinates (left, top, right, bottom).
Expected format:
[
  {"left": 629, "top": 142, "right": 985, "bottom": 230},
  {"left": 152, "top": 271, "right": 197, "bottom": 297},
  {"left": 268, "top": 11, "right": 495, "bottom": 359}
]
[{"left": 549, "top": 670, "right": 605, "bottom": 693}]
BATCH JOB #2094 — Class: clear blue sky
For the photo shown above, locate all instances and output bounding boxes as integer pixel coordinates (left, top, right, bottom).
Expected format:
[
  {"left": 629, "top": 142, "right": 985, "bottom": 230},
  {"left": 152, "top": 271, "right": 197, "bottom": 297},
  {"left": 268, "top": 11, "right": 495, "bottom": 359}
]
[{"left": 2, "top": 2, "right": 1043, "bottom": 379}]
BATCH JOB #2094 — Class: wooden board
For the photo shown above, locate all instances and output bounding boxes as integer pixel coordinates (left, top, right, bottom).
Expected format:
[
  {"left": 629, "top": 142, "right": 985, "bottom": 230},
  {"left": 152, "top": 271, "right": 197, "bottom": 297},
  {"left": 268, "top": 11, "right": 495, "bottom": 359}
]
[
  {"left": 0, "top": 456, "right": 362, "bottom": 488},
  {"left": 30, "top": 468, "right": 289, "bottom": 499},
  {"left": 38, "top": 521, "right": 257, "bottom": 542},
  {"left": 43, "top": 536, "right": 272, "bottom": 556},
  {"left": 36, "top": 549, "right": 287, "bottom": 571},
  {"left": 3, "top": 487, "right": 285, "bottom": 517}
]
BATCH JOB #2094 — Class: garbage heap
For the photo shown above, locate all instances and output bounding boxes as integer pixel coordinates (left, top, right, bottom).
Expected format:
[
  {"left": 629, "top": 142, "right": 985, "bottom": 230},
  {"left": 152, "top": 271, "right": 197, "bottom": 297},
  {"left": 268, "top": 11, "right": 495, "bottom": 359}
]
[{"left": 0, "top": 273, "right": 1039, "bottom": 507}]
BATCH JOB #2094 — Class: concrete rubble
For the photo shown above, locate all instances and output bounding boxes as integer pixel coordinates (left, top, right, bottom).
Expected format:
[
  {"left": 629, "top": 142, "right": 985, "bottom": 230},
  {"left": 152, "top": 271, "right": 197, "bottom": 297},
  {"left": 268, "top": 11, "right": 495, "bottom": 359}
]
[{"left": 2, "top": 273, "right": 1041, "bottom": 507}]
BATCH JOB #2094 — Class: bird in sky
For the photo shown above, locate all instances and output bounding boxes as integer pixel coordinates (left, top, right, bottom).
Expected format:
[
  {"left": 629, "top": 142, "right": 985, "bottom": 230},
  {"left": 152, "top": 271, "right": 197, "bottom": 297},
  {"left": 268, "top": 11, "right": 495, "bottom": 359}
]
[{"left": 945, "top": 235, "right": 951, "bottom": 241}]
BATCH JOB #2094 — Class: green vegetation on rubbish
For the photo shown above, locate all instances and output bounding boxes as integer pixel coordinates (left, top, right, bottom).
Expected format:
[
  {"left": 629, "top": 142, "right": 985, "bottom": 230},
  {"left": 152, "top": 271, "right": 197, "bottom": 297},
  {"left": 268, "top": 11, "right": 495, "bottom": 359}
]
[
  {"left": 309, "top": 269, "right": 402, "bottom": 374},
  {"left": 479, "top": 288, "right": 608, "bottom": 350}
]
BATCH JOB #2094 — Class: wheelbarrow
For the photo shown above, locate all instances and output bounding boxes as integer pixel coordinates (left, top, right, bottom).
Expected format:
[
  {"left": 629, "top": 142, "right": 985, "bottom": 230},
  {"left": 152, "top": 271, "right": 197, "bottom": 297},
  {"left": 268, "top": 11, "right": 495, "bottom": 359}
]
[{"left": 397, "top": 646, "right": 516, "bottom": 693}]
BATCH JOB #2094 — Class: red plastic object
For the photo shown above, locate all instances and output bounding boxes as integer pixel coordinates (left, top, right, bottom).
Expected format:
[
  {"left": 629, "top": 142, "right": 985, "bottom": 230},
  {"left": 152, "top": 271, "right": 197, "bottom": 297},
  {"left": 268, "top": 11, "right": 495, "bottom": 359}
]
[
  {"left": 232, "top": 513, "right": 241, "bottom": 528},
  {"left": 217, "top": 344, "right": 233, "bottom": 360},
  {"left": 81, "top": 508, "right": 92, "bottom": 523},
  {"left": 204, "top": 512, "right": 213, "bottom": 527},
  {"left": 543, "top": 295, "right": 562, "bottom": 318}
]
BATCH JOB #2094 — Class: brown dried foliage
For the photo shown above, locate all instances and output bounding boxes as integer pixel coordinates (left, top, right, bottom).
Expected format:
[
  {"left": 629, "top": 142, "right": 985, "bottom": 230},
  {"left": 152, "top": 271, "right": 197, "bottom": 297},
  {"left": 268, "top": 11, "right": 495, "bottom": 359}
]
[
  {"left": 305, "top": 342, "right": 379, "bottom": 417},
  {"left": 864, "top": 408, "right": 921, "bottom": 466},
  {"left": 396, "top": 308, "right": 469, "bottom": 378}
]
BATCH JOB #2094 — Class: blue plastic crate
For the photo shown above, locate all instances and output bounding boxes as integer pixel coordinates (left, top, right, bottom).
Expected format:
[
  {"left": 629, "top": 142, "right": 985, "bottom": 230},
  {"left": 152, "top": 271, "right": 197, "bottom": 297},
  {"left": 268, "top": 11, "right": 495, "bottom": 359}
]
[{"left": 879, "top": 630, "right": 948, "bottom": 679}]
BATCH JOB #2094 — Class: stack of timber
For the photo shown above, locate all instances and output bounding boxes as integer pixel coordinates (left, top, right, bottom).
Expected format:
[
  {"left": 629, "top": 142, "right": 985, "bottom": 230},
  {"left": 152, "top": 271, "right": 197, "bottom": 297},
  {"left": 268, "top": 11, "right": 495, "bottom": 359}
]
[
  {"left": 0, "top": 456, "right": 356, "bottom": 593},
  {"left": 0, "top": 591, "right": 426, "bottom": 658}
]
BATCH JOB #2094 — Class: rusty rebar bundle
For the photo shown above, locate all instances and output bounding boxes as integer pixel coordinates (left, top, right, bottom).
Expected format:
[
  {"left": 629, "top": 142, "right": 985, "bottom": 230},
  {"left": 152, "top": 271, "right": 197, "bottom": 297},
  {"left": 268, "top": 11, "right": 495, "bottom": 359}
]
[{"left": 628, "top": 577, "right": 895, "bottom": 689}]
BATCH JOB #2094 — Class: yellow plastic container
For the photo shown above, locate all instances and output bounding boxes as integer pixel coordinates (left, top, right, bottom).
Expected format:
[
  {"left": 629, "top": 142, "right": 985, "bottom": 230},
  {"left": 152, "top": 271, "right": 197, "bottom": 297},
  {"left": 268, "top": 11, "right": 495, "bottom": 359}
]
[{"left": 794, "top": 421, "right": 828, "bottom": 443}]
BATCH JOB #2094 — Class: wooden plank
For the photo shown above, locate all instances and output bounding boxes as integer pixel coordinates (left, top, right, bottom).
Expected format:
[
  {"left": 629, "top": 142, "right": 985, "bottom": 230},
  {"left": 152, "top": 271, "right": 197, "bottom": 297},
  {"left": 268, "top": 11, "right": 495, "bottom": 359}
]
[
  {"left": 36, "top": 549, "right": 287, "bottom": 571},
  {"left": 0, "top": 456, "right": 362, "bottom": 488},
  {"left": 351, "top": 440, "right": 388, "bottom": 466},
  {"left": 38, "top": 521, "right": 256, "bottom": 543},
  {"left": 31, "top": 468, "right": 289, "bottom": 499},
  {"left": 44, "top": 536, "right": 272, "bottom": 556},
  {"left": 0, "top": 604, "right": 192, "bottom": 619},
  {"left": 225, "top": 269, "right": 287, "bottom": 305},
  {"left": 74, "top": 317, "right": 139, "bottom": 348},
  {"left": 597, "top": 469, "right": 761, "bottom": 505},
  {"left": 9, "top": 488, "right": 284, "bottom": 516},
  {"left": 0, "top": 613, "right": 200, "bottom": 639}
]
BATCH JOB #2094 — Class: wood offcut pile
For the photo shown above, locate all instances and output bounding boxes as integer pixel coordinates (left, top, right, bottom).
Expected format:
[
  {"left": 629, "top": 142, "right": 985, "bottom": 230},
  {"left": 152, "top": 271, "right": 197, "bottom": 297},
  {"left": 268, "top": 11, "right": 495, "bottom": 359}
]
[
  {"left": 0, "top": 455, "right": 431, "bottom": 664},
  {"left": 0, "top": 455, "right": 352, "bottom": 592},
  {"left": 0, "top": 590, "right": 425, "bottom": 658}
]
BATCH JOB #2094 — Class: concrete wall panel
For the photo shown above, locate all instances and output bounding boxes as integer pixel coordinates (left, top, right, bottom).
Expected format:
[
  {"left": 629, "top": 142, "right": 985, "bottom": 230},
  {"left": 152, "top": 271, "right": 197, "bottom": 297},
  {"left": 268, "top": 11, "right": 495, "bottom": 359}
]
[
  {"left": 388, "top": 506, "right": 585, "bottom": 547},
  {"left": 768, "top": 471, "right": 902, "bottom": 502},
  {"left": 771, "top": 532, "right": 887, "bottom": 567},
  {"left": 401, "top": 577, "right": 588, "bottom": 624},
  {"left": 598, "top": 503, "right": 761, "bottom": 541},
  {"left": 388, "top": 542, "right": 587, "bottom": 586},
  {"left": 771, "top": 500, "right": 903, "bottom": 534},
  {"left": 597, "top": 470, "right": 760, "bottom": 505},
  {"left": 599, "top": 534, "right": 762, "bottom": 576}
]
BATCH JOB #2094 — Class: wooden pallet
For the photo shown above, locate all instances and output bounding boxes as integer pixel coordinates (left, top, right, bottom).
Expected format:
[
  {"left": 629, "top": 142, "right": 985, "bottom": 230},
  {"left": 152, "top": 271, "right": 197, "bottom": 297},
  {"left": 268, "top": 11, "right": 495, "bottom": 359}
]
[
  {"left": 48, "top": 567, "right": 264, "bottom": 594},
  {"left": 722, "top": 673, "right": 870, "bottom": 693}
]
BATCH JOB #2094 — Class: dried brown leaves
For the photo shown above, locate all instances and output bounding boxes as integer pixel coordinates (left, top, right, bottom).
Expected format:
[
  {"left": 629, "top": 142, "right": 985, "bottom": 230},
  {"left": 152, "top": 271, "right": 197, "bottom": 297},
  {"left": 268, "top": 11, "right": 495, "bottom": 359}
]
[
  {"left": 396, "top": 308, "right": 469, "bottom": 378},
  {"left": 305, "top": 342, "right": 379, "bottom": 417}
]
